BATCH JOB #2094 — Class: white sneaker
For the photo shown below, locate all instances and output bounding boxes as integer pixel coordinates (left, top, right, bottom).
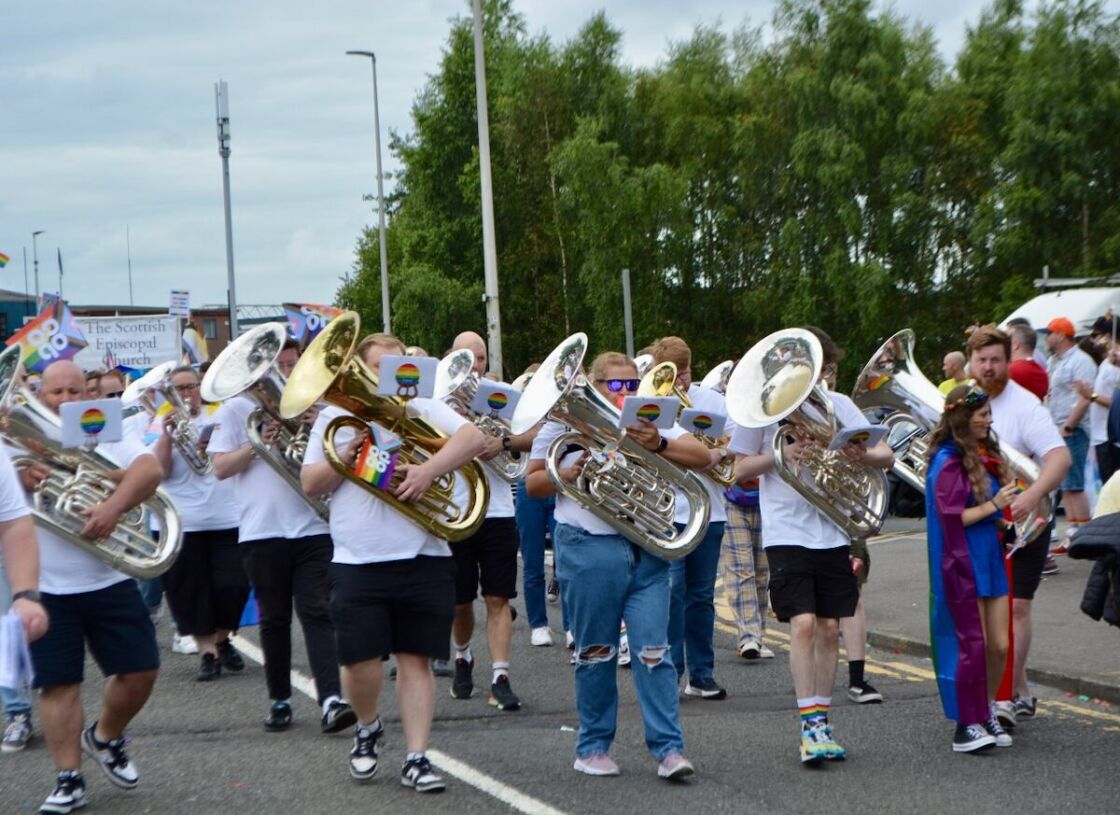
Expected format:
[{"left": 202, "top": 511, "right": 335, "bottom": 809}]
[
  {"left": 172, "top": 634, "right": 199, "bottom": 655},
  {"left": 759, "top": 644, "right": 775, "bottom": 659},
  {"left": 530, "top": 627, "right": 553, "bottom": 647},
  {"left": 565, "top": 630, "right": 575, "bottom": 649}
]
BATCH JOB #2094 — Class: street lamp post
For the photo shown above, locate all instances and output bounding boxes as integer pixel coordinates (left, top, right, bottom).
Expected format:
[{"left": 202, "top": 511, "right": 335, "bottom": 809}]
[
  {"left": 31, "top": 230, "right": 44, "bottom": 306},
  {"left": 215, "top": 80, "right": 239, "bottom": 338},
  {"left": 346, "top": 50, "right": 391, "bottom": 334}
]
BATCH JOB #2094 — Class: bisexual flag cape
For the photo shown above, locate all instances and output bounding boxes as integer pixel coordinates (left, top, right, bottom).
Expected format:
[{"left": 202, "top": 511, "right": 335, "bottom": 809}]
[{"left": 925, "top": 443, "right": 989, "bottom": 725}]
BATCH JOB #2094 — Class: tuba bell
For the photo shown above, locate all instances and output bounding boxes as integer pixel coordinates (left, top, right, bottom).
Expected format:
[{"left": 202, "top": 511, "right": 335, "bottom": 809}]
[
  {"left": 437, "top": 350, "right": 527, "bottom": 484},
  {"left": 201, "top": 323, "right": 329, "bottom": 520},
  {"left": 725, "top": 328, "right": 890, "bottom": 539},
  {"left": 122, "top": 360, "right": 212, "bottom": 476},
  {"left": 698, "top": 360, "right": 735, "bottom": 395},
  {"left": 278, "top": 312, "right": 489, "bottom": 542},
  {"left": 0, "top": 346, "right": 183, "bottom": 579},
  {"left": 509, "top": 333, "right": 710, "bottom": 560},
  {"left": 852, "top": 328, "right": 1052, "bottom": 542}
]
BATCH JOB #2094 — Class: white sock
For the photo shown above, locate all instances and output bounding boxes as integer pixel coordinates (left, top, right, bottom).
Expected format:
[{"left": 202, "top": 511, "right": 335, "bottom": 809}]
[
  {"left": 454, "top": 642, "right": 472, "bottom": 663},
  {"left": 357, "top": 717, "right": 380, "bottom": 736},
  {"left": 406, "top": 751, "right": 425, "bottom": 763},
  {"left": 492, "top": 662, "right": 510, "bottom": 684},
  {"left": 321, "top": 694, "right": 340, "bottom": 715}
]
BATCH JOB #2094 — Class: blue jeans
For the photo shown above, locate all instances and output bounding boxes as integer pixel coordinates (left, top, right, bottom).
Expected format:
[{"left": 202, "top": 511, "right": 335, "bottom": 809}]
[
  {"left": 515, "top": 478, "right": 556, "bottom": 630},
  {"left": 668, "top": 521, "right": 725, "bottom": 684},
  {"left": 554, "top": 523, "right": 683, "bottom": 760}
]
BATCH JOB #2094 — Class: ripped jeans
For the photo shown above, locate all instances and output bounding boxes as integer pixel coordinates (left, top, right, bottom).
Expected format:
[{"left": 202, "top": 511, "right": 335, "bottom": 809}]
[{"left": 554, "top": 523, "right": 684, "bottom": 761}]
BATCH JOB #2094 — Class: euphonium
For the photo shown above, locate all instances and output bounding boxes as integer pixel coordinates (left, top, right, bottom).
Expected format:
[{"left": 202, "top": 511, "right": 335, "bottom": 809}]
[
  {"left": 0, "top": 346, "right": 182, "bottom": 579},
  {"left": 510, "top": 333, "right": 710, "bottom": 560},
  {"left": 122, "top": 360, "right": 212, "bottom": 476},
  {"left": 278, "top": 311, "right": 489, "bottom": 542},
  {"left": 638, "top": 361, "right": 735, "bottom": 488},
  {"left": 852, "top": 328, "right": 1052, "bottom": 543},
  {"left": 437, "top": 351, "right": 527, "bottom": 484},
  {"left": 698, "top": 360, "right": 734, "bottom": 395},
  {"left": 726, "top": 328, "right": 890, "bottom": 539},
  {"left": 200, "top": 323, "right": 329, "bottom": 520}
]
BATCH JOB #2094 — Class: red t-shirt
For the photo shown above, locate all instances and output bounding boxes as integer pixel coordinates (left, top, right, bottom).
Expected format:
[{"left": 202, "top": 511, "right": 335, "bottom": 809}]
[{"left": 1009, "top": 359, "right": 1048, "bottom": 402}]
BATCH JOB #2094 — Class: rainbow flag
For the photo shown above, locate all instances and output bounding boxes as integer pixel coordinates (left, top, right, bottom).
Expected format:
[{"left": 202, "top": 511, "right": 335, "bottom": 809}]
[
  {"left": 284, "top": 302, "right": 343, "bottom": 344},
  {"left": 0, "top": 252, "right": 9, "bottom": 268},
  {"left": 5, "top": 299, "right": 88, "bottom": 373}
]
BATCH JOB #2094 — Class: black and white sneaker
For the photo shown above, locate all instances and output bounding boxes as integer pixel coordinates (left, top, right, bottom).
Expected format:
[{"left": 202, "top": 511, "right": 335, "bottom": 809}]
[
  {"left": 987, "top": 707, "right": 1013, "bottom": 747},
  {"left": 217, "top": 639, "right": 245, "bottom": 672},
  {"left": 488, "top": 675, "right": 521, "bottom": 711},
  {"left": 401, "top": 755, "right": 446, "bottom": 793},
  {"left": 321, "top": 699, "right": 358, "bottom": 734},
  {"left": 952, "top": 723, "right": 996, "bottom": 754},
  {"left": 40, "top": 771, "right": 86, "bottom": 814},
  {"left": 546, "top": 578, "right": 560, "bottom": 604},
  {"left": 1012, "top": 694, "right": 1037, "bottom": 719},
  {"left": 451, "top": 657, "right": 474, "bottom": 699},
  {"left": 81, "top": 724, "right": 138, "bottom": 789},
  {"left": 349, "top": 720, "right": 384, "bottom": 781},
  {"left": 684, "top": 678, "right": 727, "bottom": 700},
  {"left": 847, "top": 682, "right": 884, "bottom": 704},
  {"left": 264, "top": 701, "right": 292, "bottom": 732}
]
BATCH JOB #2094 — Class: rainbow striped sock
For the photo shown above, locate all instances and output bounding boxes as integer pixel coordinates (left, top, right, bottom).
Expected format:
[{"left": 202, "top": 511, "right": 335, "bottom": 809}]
[{"left": 799, "top": 701, "right": 828, "bottom": 726}]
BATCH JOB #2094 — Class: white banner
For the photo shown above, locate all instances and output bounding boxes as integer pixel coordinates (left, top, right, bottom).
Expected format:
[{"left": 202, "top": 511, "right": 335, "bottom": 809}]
[{"left": 72, "top": 315, "right": 181, "bottom": 370}]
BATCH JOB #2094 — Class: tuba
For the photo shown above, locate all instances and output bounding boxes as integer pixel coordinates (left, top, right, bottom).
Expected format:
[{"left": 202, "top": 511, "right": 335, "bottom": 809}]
[
  {"left": 279, "top": 312, "right": 489, "bottom": 542},
  {"left": 852, "top": 328, "right": 1052, "bottom": 542},
  {"left": 638, "top": 361, "right": 735, "bottom": 488},
  {"left": 510, "top": 333, "right": 710, "bottom": 560},
  {"left": 201, "top": 323, "right": 329, "bottom": 520},
  {"left": 122, "top": 360, "right": 212, "bottom": 476},
  {"left": 699, "top": 359, "right": 735, "bottom": 394},
  {"left": 437, "top": 351, "right": 527, "bottom": 483},
  {"left": 0, "top": 346, "right": 182, "bottom": 579},
  {"left": 726, "top": 328, "right": 889, "bottom": 539}
]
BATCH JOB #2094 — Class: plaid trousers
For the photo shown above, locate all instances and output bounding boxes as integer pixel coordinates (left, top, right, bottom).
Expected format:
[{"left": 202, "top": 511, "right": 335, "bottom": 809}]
[{"left": 719, "top": 501, "right": 768, "bottom": 645}]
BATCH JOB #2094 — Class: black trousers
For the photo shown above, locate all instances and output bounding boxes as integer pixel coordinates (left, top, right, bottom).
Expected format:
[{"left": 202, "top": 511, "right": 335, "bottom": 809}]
[
  {"left": 241, "top": 534, "right": 341, "bottom": 705},
  {"left": 162, "top": 528, "right": 249, "bottom": 637},
  {"left": 1097, "top": 442, "right": 1119, "bottom": 486}
]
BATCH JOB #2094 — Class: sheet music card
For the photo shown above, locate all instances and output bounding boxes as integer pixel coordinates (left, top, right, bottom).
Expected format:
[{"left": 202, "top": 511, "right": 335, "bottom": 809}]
[
  {"left": 678, "top": 408, "right": 728, "bottom": 438},
  {"left": 378, "top": 355, "right": 437, "bottom": 400},
  {"left": 60, "top": 399, "right": 123, "bottom": 447},
  {"left": 617, "top": 396, "right": 678, "bottom": 431},
  {"left": 469, "top": 380, "right": 520, "bottom": 421}
]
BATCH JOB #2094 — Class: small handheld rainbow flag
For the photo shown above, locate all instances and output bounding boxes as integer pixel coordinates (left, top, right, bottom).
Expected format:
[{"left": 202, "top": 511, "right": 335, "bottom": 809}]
[
  {"left": 5, "top": 300, "right": 88, "bottom": 372},
  {"left": 0, "top": 252, "right": 10, "bottom": 268}
]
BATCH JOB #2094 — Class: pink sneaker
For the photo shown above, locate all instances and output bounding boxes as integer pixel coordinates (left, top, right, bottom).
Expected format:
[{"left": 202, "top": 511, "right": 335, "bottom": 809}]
[
  {"left": 573, "top": 753, "right": 620, "bottom": 776},
  {"left": 657, "top": 752, "right": 695, "bottom": 781}
]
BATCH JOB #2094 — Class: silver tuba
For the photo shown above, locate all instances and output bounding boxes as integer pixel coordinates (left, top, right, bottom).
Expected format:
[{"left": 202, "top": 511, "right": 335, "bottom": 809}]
[
  {"left": 201, "top": 323, "right": 329, "bottom": 520},
  {"left": 699, "top": 360, "right": 735, "bottom": 395},
  {"left": 0, "top": 346, "right": 183, "bottom": 579},
  {"left": 437, "top": 350, "right": 527, "bottom": 483},
  {"left": 726, "top": 328, "right": 890, "bottom": 539},
  {"left": 122, "top": 360, "right": 212, "bottom": 475},
  {"left": 510, "top": 333, "right": 710, "bottom": 560},
  {"left": 852, "top": 329, "right": 1052, "bottom": 543}
]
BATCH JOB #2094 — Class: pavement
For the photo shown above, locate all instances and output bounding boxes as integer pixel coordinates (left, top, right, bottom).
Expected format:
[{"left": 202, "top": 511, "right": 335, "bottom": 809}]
[{"left": 860, "top": 517, "right": 1120, "bottom": 703}]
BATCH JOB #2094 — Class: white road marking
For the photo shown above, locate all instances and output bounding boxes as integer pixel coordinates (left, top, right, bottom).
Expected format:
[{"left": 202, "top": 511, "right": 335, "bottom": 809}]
[{"left": 230, "top": 634, "right": 570, "bottom": 815}]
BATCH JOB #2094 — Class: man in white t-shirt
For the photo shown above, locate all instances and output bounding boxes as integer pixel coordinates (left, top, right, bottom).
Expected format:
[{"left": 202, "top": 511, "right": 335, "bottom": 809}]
[
  {"left": 967, "top": 326, "right": 1070, "bottom": 724},
  {"left": 443, "top": 331, "right": 525, "bottom": 711},
  {"left": 210, "top": 338, "right": 355, "bottom": 736},
  {"left": 1071, "top": 317, "right": 1120, "bottom": 497},
  {"left": 18, "top": 360, "right": 164, "bottom": 814},
  {"left": 730, "top": 327, "right": 894, "bottom": 766},
  {"left": 301, "top": 332, "right": 485, "bottom": 793}
]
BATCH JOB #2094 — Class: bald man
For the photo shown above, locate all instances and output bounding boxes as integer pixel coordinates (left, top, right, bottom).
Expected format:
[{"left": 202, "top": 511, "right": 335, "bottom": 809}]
[
  {"left": 938, "top": 351, "right": 968, "bottom": 395},
  {"left": 15, "top": 361, "right": 164, "bottom": 814}
]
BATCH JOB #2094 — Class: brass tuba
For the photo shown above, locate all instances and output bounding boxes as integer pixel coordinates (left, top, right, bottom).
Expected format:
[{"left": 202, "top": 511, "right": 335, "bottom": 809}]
[
  {"left": 726, "top": 328, "right": 889, "bottom": 539},
  {"left": 278, "top": 312, "right": 489, "bottom": 542},
  {"left": 510, "top": 333, "right": 710, "bottom": 560},
  {"left": 200, "top": 323, "right": 329, "bottom": 520},
  {"left": 437, "top": 351, "right": 527, "bottom": 484},
  {"left": 122, "top": 360, "right": 212, "bottom": 476},
  {"left": 0, "top": 346, "right": 183, "bottom": 579},
  {"left": 638, "top": 361, "right": 735, "bottom": 488},
  {"left": 852, "top": 328, "right": 1052, "bottom": 543}
]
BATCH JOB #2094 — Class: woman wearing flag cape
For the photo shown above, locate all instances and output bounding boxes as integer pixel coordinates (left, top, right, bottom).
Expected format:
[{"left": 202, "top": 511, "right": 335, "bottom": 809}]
[{"left": 925, "top": 382, "right": 1018, "bottom": 753}]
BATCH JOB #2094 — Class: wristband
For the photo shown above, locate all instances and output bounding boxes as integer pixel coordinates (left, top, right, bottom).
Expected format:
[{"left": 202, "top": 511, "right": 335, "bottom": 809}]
[
  {"left": 12, "top": 590, "right": 42, "bottom": 604},
  {"left": 502, "top": 435, "right": 512, "bottom": 452},
  {"left": 1091, "top": 392, "right": 1100, "bottom": 403},
  {"left": 655, "top": 437, "right": 669, "bottom": 454}
]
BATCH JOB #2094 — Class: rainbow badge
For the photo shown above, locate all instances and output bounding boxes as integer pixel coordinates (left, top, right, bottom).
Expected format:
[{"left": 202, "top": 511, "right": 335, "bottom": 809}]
[
  {"left": 80, "top": 408, "right": 107, "bottom": 436},
  {"left": 486, "top": 391, "right": 509, "bottom": 414},
  {"left": 636, "top": 403, "right": 662, "bottom": 422},
  {"left": 0, "top": 252, "right": 9, "bottom": 268},
  {"left": 395, "top": 362, "right": 422, "bottom": 397},
  {"left": 692, "top": 414, "right": 714, "bottom": 431}
]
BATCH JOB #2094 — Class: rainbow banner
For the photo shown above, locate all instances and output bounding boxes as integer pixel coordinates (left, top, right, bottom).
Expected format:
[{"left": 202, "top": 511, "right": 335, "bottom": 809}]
[
  {"left": 0, "top": 252, "right": 9, "bottom": 268},
  {"left": 353, "top": 425, "right": 401, "bottom": 491},
  {"left": 284, "top": 302, "right": 343, "bottom": 344},
  {"left": 5, "top": 299, "right": 88, "bottom": 373}
]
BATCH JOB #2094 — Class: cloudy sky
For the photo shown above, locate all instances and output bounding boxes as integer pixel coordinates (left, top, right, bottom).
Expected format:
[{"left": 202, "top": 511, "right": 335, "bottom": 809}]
[{"left": 0, "top": 0, "right": 1037, "bottom": 312}]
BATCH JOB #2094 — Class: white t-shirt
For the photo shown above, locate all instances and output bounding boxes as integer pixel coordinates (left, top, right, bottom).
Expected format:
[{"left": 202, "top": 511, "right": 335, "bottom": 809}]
[
  {"left": 1089, "top": 360, "right": 1120, "bottom": 445},
  {"left": 989, "top": 380, "right": 1066, "bottom": 464},
  {"left": 303, "top": 400, "right": 462, "bottom": 563},
  {"left": 684, "top": 385, "right": 735, "bottom": 524},
  {"left": 157, "top": 410, "right": 240, "bottom": 532},
  {"left": 428, "top": 406, "right": 514, "bottom": 519},
  {"left": 728, "top": 390, "right": 868, "bottom": 550},
  {"left": 208, "top": 395, "right": 329, "bottom": 543},
  {"left": 0, "top": 446, "right": 30, "bottom": 524},
  {"left": 27, "top": 433, "right": 157, "bottom": 594}
]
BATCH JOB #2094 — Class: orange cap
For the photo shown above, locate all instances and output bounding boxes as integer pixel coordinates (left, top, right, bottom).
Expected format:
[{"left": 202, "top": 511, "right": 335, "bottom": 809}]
[{"left": 1047, "top": 317, "right": 1075, "bottom": 337}]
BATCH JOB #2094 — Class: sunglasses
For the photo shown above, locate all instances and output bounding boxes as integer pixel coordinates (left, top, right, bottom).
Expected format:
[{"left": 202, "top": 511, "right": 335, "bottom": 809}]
[
  {"left": 945, "top": 383, "right": 988, "bottom": 411},
  {"left": 596, "top": 378, "right": 640, "bottom": 393}
]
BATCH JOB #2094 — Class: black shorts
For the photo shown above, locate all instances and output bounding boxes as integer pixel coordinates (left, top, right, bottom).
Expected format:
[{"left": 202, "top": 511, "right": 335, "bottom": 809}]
[
  {"left": 161, "top": 527, "right": 249, "bottom": 635},
  {"left": 1011, "top": 525, "right": 1051, "bottom": 601},
  {"left": 30, "top": 580, "right": 161, "bottom": 689},
  {"left": 452, "top": 516, "right": 519, "bottom": 604},
  {"left": 765, "top": 545, "right": 859, "bottom": 622},
  {"left": 329, "top": 556, "right": 456, "bottom": 664}
]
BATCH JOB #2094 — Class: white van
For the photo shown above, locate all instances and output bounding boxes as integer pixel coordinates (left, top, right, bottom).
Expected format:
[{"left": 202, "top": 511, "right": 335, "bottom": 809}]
[{"left": 1000, "top": 287, "right": 1120, "bottom": 336}]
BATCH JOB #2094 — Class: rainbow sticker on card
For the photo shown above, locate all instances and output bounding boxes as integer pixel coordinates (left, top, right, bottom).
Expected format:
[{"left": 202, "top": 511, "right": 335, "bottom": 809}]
[
  {"left": 80, "top": 408, "right": 107, "bottom": 436},
  {"left": 378, "top": 355, "right": 437, "bottom": 400},
  {"left": 487, "top": 392, "right": 509, "bottom": 412},
  {"left": 618, "top": 396, "right": 677, "bottom": 430},
  {"left": 469, "top": 380, "right": 520, "bottom": 420},
  {"left": 636, "top": 403, "right": 662, "bottom": 422},
  {"left": 679, "top": 408, "right": 728, "bottom": 438}
]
